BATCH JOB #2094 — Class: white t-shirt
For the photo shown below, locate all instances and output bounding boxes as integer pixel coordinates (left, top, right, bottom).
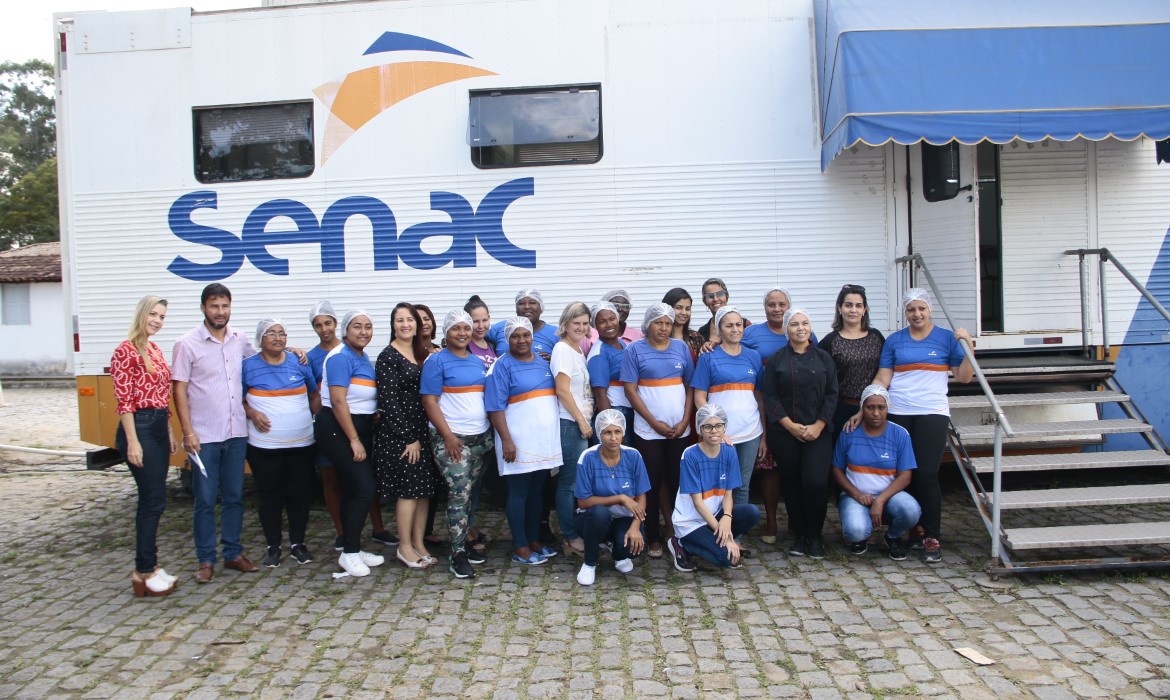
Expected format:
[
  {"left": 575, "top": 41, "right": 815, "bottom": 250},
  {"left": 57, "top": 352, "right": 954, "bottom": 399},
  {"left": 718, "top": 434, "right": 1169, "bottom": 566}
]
[{"left": 550, "top": 341, "right": 593, "bottom": 423}]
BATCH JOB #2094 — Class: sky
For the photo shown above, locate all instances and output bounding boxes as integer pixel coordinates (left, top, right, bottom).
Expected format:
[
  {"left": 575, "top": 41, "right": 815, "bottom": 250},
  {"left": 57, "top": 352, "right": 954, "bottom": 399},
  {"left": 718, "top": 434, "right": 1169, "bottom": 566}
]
[{"left": 2, "top": 0, "right": 261, "bottom": 64}]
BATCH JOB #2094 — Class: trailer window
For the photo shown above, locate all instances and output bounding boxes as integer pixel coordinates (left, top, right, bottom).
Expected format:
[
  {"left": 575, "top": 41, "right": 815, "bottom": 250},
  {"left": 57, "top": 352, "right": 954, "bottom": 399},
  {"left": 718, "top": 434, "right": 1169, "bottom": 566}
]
[
  {"left": 469, "top": 84, "right": 601, "bottom": 168},
  {"left": 194, "top": 102, "right": 314, "bottom": 183}
]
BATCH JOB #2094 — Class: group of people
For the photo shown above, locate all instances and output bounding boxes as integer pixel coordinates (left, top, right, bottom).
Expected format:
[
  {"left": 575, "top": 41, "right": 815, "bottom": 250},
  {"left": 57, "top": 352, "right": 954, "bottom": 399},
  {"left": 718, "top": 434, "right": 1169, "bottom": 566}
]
[{"left": 110, "top": 279, "right": 971, "bottom": 596}]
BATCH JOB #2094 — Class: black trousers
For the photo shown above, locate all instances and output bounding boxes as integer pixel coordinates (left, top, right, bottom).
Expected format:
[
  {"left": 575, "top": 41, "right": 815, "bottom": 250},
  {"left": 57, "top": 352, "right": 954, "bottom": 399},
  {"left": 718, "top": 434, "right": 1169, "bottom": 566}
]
[
  {"left": 314, "top": 407, "right": 375, "bottom": 553},
  {"left": 889, "top": 413, "right": 950, "bottom": 539},
  {"left": 246, "top": 443, "right": 316, "bottom": 548},
  {"left": 768, "top": 428, "right": 833, "bottom": 539},
  {"left": 632, "top": 434, "right": 688, "bottom": 544}
]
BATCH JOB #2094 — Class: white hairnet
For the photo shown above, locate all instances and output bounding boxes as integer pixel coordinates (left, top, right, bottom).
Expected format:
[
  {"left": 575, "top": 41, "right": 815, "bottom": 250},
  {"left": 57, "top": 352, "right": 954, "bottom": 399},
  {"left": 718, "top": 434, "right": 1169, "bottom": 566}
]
[
  {"left": 641, "top": 302, "right": 675, "bottom": 333},
  {"left": 713, "top": 305, "right": 743, "bottom": 338},
  {"left": 515, "top": 288, "right": 544, "bottom": 312},
  {"left": 594, "top": 408, "right": 627, "bottom": 435},
  {"left": 255, "top": 318, "right": 285, "bottom": 349},
  {"left": 503, "top": 316, "right": 534, "bottom": 342},
  {"left": 601, "top": 289, "right": 631, "bottom": 305},
  {"left": 860, "top": 384, "right": 890, "bottom": 406},
  {"left": 341, "top": 309, "right": 371, "bottom": 334},
  {"left": 308, "top": 300, "right": 338, "bottom": 325},
  {"left": 590, "top": 301, "right": 619, "bottom": 328},
  {"left": 763, "top": 286, "right": 791, "bottom": 306},
  {"left": 442, "top": 309, "right": 473, "bottom": 336},
  {"left": 695, "top": 403, "right": 728, "bottom": 429},
  {"left": 903, "top": 288, "right": 932, "bottom": 309},
  {"left": 782, "top": 307, "right": 810, "bottom": 329}
]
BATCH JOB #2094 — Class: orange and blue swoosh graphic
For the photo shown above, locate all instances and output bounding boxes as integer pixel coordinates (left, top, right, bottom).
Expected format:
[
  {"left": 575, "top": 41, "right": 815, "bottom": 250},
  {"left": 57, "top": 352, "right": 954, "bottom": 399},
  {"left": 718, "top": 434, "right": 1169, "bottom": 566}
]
[{"left": 313, "top": 32, "right": 496, "bottom": 164}]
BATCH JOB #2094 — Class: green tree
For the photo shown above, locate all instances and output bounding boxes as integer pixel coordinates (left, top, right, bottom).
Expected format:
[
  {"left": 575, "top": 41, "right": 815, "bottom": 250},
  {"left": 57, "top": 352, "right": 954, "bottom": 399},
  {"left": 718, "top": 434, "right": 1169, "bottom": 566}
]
[{"left": 0, "top": 157, "right": 58, "bottom": 249}]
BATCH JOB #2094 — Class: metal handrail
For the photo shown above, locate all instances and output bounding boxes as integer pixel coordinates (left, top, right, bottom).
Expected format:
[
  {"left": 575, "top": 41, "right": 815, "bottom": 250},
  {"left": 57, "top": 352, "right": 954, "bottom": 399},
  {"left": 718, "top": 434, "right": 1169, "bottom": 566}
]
[
  {"left": 896, "top": 253, "right": 1014, "bottom": 565},
  {"left": 1066, "top": 248, "right": 1170, "bottom": 357}
]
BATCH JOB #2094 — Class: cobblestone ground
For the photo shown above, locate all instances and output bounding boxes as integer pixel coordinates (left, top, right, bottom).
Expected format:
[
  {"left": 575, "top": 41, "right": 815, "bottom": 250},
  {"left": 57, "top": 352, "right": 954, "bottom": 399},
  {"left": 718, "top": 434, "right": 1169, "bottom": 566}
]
[{"left": 1, "top": 386, "right": 1169, "bottom": 699}]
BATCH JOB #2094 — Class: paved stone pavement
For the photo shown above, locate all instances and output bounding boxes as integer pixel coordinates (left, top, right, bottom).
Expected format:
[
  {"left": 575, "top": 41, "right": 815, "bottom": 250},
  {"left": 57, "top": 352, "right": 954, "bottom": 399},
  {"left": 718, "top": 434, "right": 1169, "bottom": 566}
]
[{"left": 1, "top": 386, "right": 1170, "bottom": 699}]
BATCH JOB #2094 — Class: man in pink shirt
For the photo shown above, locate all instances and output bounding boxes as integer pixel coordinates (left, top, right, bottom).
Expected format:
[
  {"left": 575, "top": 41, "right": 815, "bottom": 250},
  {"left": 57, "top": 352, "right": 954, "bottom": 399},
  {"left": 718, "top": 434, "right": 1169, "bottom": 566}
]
[{"left": 172, "top": 283, "right": 260, "bottom": 582}]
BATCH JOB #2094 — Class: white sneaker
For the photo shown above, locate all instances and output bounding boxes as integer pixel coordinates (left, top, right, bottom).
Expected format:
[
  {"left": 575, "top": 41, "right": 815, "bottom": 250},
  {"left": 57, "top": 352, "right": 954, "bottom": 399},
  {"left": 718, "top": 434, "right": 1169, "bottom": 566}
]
[
  {"left": 614, "top": 558, "right": 634, "bottom": 573},
  {"left": 357, "top": 551, "right": 385, "bottom": 567},
  {"left": 577, "top": 563, "right": 596, "bottom": 586},
  {"left": 338, "top": 552, "right": 370, "bottom": 577}
]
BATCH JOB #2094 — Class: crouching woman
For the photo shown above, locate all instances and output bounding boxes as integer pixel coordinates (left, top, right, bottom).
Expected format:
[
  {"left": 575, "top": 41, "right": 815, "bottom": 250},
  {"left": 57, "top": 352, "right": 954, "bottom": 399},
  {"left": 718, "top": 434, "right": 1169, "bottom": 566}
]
[{"left": 833, "top": 384, "right": 920, "bottom": 560}]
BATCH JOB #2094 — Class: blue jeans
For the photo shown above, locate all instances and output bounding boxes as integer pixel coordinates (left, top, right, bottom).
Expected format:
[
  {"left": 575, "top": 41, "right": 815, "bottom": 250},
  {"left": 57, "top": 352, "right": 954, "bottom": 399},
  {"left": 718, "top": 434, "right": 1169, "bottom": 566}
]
[
  {"left": 574, "top": 505, "right": 641, "bottom": 566},
  {"left": 732, "top": 436, "right": 761, "bottom": 505},
  {"left": 116, "top": 409, "right": 171, "bottom": 573},
  {"left": 556, "top": 419, "right": 588, "bottom": 540},
  {"left": 679, "top": 504, "right": 760, "bottom": 568},
  {"left": 505, "top": 470, "right": 549, "bottom": 550},
  {"left": 191, "top": 436, "right": 247, "bottom": 564},
  {"left": 838, "top": 491, "right": 922, "bottom": 544}
]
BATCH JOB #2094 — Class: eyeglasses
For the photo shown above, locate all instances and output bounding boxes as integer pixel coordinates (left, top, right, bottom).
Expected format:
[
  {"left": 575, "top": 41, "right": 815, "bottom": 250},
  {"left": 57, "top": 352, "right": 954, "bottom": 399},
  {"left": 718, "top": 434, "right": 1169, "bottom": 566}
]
[
  {"left": 842, "top": 284, "right": 866, "bottom": 293},
  {"left": 263, "top": 331, "right": 288, "bottom": 339},
  {"left": 700, "top": 422, "right": 727, "bottom": 432},
  {"left": 612, "top": 303, "right": 631, "bottom": 311},
  {"left": 703, "top": 290, "right": 728, "bottom": 301}
]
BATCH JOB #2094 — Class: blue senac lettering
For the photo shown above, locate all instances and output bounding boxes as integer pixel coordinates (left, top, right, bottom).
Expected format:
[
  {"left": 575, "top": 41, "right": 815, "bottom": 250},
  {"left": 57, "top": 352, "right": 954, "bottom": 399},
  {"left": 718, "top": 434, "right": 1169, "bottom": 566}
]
[
  {"left": 398, "top": 191, "right": 476, "bottom": 270},
  {"left": 473, "top": 178, "right": 536, "bottom": 269},
  {"left": 320, "top": 196, "right": 398, "bottom": 272},
  {"left": 166, "top": 191, "right": 245, "bottom": 281},
  {"left": 241, "top": 200, "right": 323, "bottom": 276}
]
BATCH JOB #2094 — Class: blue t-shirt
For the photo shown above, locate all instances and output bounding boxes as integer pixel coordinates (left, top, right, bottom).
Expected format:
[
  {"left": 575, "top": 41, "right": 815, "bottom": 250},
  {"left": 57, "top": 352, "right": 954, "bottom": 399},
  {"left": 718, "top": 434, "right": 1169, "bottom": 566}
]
[
  {"left": 672, "top": 443, "right": 742, "bottom": 539},
  {"left": 742, "top": 324, "right": 818, "bottom": 364},
  {"left": 832, "top": 421, "right": 916, "bottom": 495},
  {"left": 619, "top": 338, "right": 695, "bottom": 440},
  {"left": 306, "top": 344, "right": 331, "bottom": 387},
  {"left": 484, "top": 352, "right": 556, "bottom": 412},
  {"left": 241, "top": 352, "right": 317, "bottom": 448},
  {"left": 879, "top": 326, "right": 965, "bottom": 416},
  {"left": 586, "top": 338, "right": 630, "bottom": 408},
  {"left": 690, "top": 345, "right": 764, "bottom": 444},
  {"left": 574, "top": 445, "right": 651, "bottom": 518},
  {"left": 322, "top": 344, "right": 376, "bottom": 413},
  {"left": 486, "top": 319, "right": 559, "bottom": 356},
  {"left": 419, "top": 348, "right": 489, "bottom": 435}
]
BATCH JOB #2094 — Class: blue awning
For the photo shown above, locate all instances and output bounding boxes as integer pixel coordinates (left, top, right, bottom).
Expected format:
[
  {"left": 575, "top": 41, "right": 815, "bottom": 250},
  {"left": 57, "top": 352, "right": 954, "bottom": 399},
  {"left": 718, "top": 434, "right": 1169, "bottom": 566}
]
[{"left": 816, "top": 0, "right": 1170, "bottom": 170}]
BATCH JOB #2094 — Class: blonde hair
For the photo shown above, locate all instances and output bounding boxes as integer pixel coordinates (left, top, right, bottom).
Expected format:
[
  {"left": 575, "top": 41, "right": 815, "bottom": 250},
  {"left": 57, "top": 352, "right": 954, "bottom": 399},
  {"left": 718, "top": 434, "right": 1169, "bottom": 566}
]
[
  {"left": 128, "top": 295, "right": 167, "bottom": 373},
  {"left": 556, "top": 301, "right": 591, "bottom": 338}
]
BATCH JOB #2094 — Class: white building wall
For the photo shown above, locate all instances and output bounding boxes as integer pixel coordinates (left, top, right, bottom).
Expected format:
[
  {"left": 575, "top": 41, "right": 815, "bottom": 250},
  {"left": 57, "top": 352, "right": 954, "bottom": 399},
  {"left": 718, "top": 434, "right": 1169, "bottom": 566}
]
[{"left": 0, "top": 282, "right": 69, "bottom": 375}]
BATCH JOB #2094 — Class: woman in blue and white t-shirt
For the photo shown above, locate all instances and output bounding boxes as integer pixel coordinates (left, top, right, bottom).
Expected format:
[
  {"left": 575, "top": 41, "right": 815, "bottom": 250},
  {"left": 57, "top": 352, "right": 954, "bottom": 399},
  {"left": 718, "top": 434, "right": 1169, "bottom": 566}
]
[{"left": 587, "top": 302, "right": 631, "bottom": 442}]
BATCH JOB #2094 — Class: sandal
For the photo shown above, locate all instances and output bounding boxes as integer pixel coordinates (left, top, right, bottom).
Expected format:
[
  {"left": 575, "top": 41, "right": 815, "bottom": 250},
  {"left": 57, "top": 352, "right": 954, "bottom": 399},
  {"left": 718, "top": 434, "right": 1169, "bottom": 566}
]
[
  {"left": 647, "top": 543, "right": 664, "bottom": 559},
  {"left": 396, "top": 550, "right": 427, "bottom": 570}
]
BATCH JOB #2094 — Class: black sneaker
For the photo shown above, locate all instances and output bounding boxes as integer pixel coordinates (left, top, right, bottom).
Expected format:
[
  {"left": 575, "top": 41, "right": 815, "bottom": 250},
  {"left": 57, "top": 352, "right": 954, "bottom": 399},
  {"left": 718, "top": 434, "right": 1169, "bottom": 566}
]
[
  {"left": 848, "top": 541, "right": 868, "bottom": 555},
  {"left": 263, "top": 546, "right": 281, "bottom": 568},
  {"left": 667, "top": 537, "right": 696, "bottom": 573},
  {"left": 450, "top": 550, "right": 476, "bottom": 579},
  {"left": 787, "top": 537, "right": 808, "bottom": 557},
  {"left": 371, "top": 530, "right": 399, "bottom": 546},
  {"left": 885, "top": 535, "right": 907, "bottom": 561},
  {"left": 333, "top": 535, "right": 344, "bottom": 552},
  {"left": 807, "top": 537, "right": 825, "bottom": 559},
  {"left": 464, "top": 543, "right": 486, "bottom": 565},
  {"left": 907, "top": 525, "right": 925, "bottom": 550},
  {"left": 922, "top": 537, "right": 942, "bottom": 564},
  {"left": 290, "top": 544, "right": 313, "bottom": 564}
]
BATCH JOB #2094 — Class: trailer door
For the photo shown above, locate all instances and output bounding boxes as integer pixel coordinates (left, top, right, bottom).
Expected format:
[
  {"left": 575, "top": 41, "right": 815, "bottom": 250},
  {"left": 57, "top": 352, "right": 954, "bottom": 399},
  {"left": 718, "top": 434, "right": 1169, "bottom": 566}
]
[{"left": 907, "top": 143, "right": 981, "bottom": 334}]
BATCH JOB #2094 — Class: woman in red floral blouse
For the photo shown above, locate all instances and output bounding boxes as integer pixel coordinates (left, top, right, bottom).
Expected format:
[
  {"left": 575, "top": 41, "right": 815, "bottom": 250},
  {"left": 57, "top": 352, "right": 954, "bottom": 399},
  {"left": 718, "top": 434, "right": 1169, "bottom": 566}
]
[{"left": 111, "top": 295, "right": 180, "bottom": 597}]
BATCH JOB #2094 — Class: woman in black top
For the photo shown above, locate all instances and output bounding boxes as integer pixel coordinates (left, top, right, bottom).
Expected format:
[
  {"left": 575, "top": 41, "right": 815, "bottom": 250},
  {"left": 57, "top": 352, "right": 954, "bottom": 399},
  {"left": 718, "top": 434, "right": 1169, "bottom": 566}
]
[
  {"left": 761, "top": 308, "right": 838, "bottom": 559},
  {"left": 817, "top": 284, "right": 884, "bottom": 442}
]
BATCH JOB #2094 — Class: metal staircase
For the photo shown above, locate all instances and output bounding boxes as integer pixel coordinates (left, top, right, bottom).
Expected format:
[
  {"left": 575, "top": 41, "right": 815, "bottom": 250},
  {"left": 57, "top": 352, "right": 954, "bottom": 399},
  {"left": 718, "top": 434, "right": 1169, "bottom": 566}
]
[{"left": 898, "top": 251, "right": 1170, "bottom": 576}]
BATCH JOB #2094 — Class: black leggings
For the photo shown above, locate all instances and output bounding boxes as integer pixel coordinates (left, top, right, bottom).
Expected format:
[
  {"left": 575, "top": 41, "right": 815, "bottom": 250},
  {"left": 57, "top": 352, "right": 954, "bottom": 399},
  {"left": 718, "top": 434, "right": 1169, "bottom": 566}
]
[
  {"left": 314, "top": 407, "right": 375, "bottom": 553},
  {"left": 768, "top": 428, "right": 833, "bottom": 539},
  {"left": 246, "top": 444, "right": 316, "bottom": 548},
  {"left": 632, "top": 434, "right": 688, "bottom": 544},
  {"left": 889, "top": 413, "right": 950, "bottom": 539}
]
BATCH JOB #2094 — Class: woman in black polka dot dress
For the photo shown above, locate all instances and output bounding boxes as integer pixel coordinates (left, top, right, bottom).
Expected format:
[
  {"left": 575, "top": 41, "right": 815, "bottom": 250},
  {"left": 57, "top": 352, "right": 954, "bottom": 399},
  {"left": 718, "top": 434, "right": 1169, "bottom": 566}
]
[{"left": 374, "top": 302, "right": 439, "bottom": 568}]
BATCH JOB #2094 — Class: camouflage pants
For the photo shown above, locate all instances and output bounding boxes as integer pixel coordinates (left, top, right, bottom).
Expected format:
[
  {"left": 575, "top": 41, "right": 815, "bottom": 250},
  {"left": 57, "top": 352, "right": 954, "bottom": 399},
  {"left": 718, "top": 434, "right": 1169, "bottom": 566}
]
[{"left": 430, "top": 427, "right": 494, "bottom": 551}]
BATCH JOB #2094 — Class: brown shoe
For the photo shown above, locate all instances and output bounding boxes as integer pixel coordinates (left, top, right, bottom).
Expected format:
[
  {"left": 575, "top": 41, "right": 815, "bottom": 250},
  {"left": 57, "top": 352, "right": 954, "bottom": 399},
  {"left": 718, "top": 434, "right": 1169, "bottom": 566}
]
[
  {"left": 193, "top": 562, "right": 214, "bottom": 583},
  {"left": 224, "top": 554, "right": 259, "bottom": 573}
]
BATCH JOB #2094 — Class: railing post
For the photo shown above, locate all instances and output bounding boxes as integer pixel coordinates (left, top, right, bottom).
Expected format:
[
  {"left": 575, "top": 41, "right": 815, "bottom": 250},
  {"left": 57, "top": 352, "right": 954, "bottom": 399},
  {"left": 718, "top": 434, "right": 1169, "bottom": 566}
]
[
  {"left": 1099, "top": 253, "right": 1110, "bottom": 358},
  {"left": 991, "top": 421, "right": 1003, "bottom": 563},
  {"left": 1077, "top": 251, "right": 1089, "bottom": 358}
]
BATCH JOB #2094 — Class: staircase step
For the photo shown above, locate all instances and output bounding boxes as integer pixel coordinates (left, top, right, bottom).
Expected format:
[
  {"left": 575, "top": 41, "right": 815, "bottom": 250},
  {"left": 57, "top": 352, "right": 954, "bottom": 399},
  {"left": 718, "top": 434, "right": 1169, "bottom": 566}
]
[
  {"left": 1005, "top": 522, "right": 1170, "bottom": 550},
  {"left": 989, "top": 483, "right": 1170, "bottom": 510},
  {"left": 950, "top": 390, "right": 1128, "bottom": 410},
  {"left": 968, "top": 450, "right": 1170, "bottom": 473},
  {"left": 957, "top": 419, "right": 1151, "bottom": 441}
]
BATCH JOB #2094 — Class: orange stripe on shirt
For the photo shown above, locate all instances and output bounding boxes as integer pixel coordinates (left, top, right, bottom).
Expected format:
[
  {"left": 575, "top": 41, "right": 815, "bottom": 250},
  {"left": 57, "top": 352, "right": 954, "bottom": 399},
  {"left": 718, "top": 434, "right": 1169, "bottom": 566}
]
[
  {"left": 894, "top": 363, "right": 949, "bottom": 372},
  {"left": 609, "top": 380, "right": 624, "bottom": 387},
  {"left": 709, "top": 382, "right": 756, "bottom": 393},
  {"left": 700, "top": 488, "right": 728, "bottom": 500},
  {"left": 847, "top": 464, "right": 896, "bottom": 475},
  {"left": 638, "top": 377, "right": 683, "bottom": 387},
  {"left": 351, "top": 378, "right": 376, "bottom": 387},
  {"left": 508, "top": 387, "right": 556, "bottom": 404},
  {"left": 443, "top": 385, "right": 485, "bottom": 394},
  {"left": 247, "top": 386, "right": 307, "bottom": 397}
]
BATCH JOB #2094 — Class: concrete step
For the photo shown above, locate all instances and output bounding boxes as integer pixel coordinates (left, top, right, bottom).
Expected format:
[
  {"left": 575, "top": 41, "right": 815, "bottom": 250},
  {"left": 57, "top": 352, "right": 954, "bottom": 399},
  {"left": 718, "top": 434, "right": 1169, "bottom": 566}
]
[
  {"left": 988, "top": 483, "right": 1170, "bottom": 510},
  {"left": 1005, "top": 521, "right": 1170, "bottom": 550},
  {"left": 950, "top": 390, "right": 1128, "bottom": 410},
  {"left": 968, "top": 450, "right": 1170, "bottom": 473},
  {"left": 956, "top": 419, "right": 1151, "bottom": 448}
]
